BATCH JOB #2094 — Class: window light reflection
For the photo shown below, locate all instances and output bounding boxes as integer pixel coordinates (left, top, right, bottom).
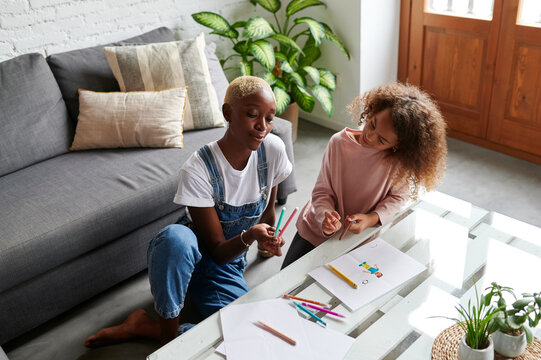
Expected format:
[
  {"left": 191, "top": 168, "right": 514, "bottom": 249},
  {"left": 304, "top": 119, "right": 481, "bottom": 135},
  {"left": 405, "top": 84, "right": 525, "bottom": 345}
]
[{"left": 420, "top": 191, "right": 473, "bottom": 219}]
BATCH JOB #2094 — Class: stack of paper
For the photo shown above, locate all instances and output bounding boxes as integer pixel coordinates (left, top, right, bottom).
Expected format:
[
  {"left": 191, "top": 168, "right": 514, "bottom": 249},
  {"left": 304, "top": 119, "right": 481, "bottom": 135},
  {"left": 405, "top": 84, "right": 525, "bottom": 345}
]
[
  {"left": 218, "top": 298, "right": 354, "bottom": 360},
  {"left": 309, "top": 237, "right": 426, "bottom": 311}
]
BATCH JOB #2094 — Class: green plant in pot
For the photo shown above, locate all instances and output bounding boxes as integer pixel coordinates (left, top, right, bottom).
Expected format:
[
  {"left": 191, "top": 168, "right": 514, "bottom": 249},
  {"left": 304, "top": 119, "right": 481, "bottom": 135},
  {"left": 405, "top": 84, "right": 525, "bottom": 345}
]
[
  {"left": 484, "top": 282, "right": 541, "bottom": 357},
  {"left": 437, "top": 284, "right": 499, "bottom": 360},
  {"left": 192, "top": 0, "right": 350, "bottom": 138}
]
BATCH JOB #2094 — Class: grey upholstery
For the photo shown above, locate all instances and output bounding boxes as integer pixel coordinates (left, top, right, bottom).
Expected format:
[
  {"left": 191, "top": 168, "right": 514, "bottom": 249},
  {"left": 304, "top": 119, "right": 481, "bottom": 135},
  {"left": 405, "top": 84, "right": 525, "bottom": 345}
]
[
  {"left": 0, "top": 54, "right": 72, "bottom": 176},
  {"left": 47, "top": 27, "right": 176, "bottom": 123},
  {"left": 0, "top": 27, "right": 297, "bottom": 345}
]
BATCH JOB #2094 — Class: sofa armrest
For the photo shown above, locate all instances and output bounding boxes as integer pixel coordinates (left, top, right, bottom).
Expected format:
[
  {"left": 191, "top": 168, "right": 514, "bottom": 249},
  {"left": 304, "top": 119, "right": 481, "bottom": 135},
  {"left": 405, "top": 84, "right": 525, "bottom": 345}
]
[{"left": 271, "top": 117, "right": 297, "bottom": 204}]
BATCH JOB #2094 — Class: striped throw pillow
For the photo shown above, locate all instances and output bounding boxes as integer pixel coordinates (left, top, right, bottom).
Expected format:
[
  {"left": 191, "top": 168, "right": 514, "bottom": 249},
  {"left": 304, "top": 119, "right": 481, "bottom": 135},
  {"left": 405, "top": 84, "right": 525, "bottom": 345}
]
[{"left": 104, "top": 33, "right": 224, "bottom": 131}]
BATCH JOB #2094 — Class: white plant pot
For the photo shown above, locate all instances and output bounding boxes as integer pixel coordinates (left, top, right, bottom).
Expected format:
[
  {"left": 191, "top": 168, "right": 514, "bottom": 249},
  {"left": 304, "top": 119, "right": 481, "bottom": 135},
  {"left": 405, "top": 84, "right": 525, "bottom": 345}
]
[
  {"left": 493, "top": 330, "right": 527, "bottom": 357},
  {"left": 458, "top": 334, "right": 494, "bottom": 360}
]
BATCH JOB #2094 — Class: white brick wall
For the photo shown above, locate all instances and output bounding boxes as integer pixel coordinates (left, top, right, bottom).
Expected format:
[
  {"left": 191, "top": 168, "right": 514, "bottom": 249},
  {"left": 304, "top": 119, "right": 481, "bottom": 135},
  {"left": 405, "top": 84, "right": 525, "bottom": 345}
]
[{"left": 0, "top": 0, "right": 256, "bottom": 62}]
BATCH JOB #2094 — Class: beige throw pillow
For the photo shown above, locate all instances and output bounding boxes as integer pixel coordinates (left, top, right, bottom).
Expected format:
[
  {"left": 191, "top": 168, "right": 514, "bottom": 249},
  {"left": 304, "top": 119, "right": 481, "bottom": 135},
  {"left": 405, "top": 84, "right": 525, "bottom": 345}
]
[
  {"left": 104, "top": 33, "right": 225, "bottom": 131},
  {"left": 71, "top": 87, "right": 187, "bottom": 150}
]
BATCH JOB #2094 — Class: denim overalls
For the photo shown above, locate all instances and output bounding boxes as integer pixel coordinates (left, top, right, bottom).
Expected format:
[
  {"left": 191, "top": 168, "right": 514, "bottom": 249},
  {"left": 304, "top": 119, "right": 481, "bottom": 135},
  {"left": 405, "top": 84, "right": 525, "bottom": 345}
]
[{"left": 147, "top": 143, "right": 268, "bottom": 333}]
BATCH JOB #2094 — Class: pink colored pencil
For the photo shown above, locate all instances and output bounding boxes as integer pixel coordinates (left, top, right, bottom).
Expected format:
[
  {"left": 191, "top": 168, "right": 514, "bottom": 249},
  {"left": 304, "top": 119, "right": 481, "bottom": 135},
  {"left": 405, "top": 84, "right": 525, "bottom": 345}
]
[
  {"left": 277, "top": 207, "right": 299, "bottom": 238},
  {"left": 302, "top": 302, "right": 345, "bottom": 318},
  {"left": 338, "top": 220, "right": 353, "bottom": 240}
]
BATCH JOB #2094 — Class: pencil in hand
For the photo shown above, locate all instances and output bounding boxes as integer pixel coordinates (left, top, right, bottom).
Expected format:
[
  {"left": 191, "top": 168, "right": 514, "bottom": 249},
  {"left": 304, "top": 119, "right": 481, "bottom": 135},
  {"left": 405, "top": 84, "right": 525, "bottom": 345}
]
[
  {"left": 255, "top": 320, "right": 296, "bottom": 345},
  {"left": 338, "top": 219, "right": 353, "bottom": 240}
]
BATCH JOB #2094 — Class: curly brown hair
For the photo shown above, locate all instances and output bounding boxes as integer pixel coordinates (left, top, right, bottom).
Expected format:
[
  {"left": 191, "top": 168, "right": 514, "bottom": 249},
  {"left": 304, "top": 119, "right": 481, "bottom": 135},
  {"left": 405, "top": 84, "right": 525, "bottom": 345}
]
[{"left": 347, "top": 82, "right": 447, "bottom": 200}]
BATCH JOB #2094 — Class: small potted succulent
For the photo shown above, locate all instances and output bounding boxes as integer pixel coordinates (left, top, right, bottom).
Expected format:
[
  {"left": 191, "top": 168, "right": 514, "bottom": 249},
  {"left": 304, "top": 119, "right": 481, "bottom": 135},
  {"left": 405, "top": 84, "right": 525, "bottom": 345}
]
[{"left": 484, "top": 282, "right": 541, "bottom": 357}]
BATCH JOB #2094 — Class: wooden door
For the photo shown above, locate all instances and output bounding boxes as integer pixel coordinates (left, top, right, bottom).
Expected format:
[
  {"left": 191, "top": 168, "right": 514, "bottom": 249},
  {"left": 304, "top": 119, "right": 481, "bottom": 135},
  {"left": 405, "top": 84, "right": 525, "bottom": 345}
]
[
  {"left": 400, "top": 0, "right": 541, "bottom": 164},
  {"left": 487, "top": 0, "right": 541, "bottom": 156},
  {"left": 404, "top": 0, "right": 502, "bottom": 138}
]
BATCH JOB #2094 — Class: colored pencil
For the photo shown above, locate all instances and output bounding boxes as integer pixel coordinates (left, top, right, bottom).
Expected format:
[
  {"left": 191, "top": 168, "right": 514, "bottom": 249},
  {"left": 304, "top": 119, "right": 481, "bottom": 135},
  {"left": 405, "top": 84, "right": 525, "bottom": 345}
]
[
  {"left": 274, "top": 207, "right": 286, "bottom": 236},
  {"left": 292, "top": 301, "right": 327, "bottom": 327},
  {"left": 338, "top": 220, "right": 353, "bottom": 240},
  {"left": 301, "top": 302, "right": 346, "bottom": 318},
  {"left": 328, "top": 264, "right": 358, "bottom": 289},
  {"left": 283, "top": 294, "right": 331, "bottom": 308},
  {"left": 255, "top": 321, "right": 296, "bottom": 345},
  {"left": 277, "top": 207, "right": 299, "bottom": 238}
]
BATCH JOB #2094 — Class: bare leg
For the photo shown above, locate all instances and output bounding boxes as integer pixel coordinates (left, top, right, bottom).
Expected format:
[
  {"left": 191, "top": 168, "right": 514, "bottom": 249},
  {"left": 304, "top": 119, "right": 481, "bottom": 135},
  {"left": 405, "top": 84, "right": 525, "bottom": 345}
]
[{"left": 84, "top": 309, "right": 162, "bottom": 348}]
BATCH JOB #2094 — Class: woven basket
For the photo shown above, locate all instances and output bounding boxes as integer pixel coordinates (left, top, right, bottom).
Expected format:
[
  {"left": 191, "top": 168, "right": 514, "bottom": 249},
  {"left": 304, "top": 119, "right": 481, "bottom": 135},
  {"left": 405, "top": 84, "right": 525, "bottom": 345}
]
[{"left": 432, "top": 323, "right": 541, "bottom": 360}]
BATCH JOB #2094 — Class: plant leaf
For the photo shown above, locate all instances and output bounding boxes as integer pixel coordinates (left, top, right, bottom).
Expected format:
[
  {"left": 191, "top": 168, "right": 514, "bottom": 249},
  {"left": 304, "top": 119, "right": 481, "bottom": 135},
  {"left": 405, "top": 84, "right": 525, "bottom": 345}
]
[
  {"left": 299, "top": 35, "right": 321, "bottom": 67},
  {"left": 291, "top": 83, "right": 315, "bottom": 112},
  {"left": 294, "top": 17, "right": 325, "bottom": 46},
  {"left": 256, "top": 0, "right": 281, "bottom": 13},
  {"left": 311, "top": 84, "right": 333, "bottom": 116},
  {"left": 280, "top": 60, "right": 294, "bottom": 73},
  {"left": 243, "top": 17, "right": 276, "bottom": 40},
  {"left": 192, "top": 12, "right": 238, "bottom": 39},
  {"left": 249, "top": 0, "right": 257, "bottom": 5},
  {"left": 274, "top": 51, "right": 288, "bottom": 62},
  {"left": 320, "top": 22, "right": 350, "bottom": 59},
  {"left": 231, "top": 21, "right": 247, "bottom": 29},
  {"left": 303, "top": 66, "right": 320, "bottom": 84},
  {"left": 263, "top": 71, "right": 277, "bottom": 85},
  {"left": 286, "top": 0, "right": 325, "bottom": 17},
  {"left": 271, "top": 34, "right": 304, "bottom": 54},
  {"left": 288, "top": 72, "right": 305, "bottom": 86},
  {"left": 524, "top": 325, "right": 534, "bottom": 344},
  {"left": 513, "top": 299, "right": 531, "bottom": 309},
  {"left": 273, "top": 86, "right": 291, "bottom": 115},
  {"left": 234, "top": 40, "right": 250, "bottom": 55},
  {"left": 249, "top": 40, "right": 275, "bottom": 70},
  {"left": 240, "top": 61, "right": 253, "bottom": 76},
  {"left": 274, "top": 78, "right": 287, "bottom": 90},
  {"left": 318, "top": 68, "right": 336, "bottom": 91}
]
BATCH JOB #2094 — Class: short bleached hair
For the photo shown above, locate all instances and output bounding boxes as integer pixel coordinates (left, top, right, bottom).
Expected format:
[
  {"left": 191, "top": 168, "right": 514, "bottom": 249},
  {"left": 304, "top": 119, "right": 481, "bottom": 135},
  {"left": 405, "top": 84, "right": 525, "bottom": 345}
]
[{"left": 223, "top": 75, "right": 275, "bottom": 106}]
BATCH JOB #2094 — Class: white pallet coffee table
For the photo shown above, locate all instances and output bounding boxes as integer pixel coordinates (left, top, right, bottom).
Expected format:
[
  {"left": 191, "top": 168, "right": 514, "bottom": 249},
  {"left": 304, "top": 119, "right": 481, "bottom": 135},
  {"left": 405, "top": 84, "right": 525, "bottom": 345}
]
[{"left": 148, "top": 192, "right": 541, "bottom": 360}]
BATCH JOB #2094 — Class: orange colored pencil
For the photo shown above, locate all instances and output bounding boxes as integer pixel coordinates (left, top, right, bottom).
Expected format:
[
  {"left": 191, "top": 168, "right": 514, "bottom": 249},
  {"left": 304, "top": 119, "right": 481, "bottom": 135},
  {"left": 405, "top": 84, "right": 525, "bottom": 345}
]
[
  {"left": 339, "top": 220, "right": 353, "bottom": 240},
  {"left": 282, "top": 294, "right": 331, "bottom": 308},
  {"left": 255, "top": 321, "right": 296, "bottom": 345}
]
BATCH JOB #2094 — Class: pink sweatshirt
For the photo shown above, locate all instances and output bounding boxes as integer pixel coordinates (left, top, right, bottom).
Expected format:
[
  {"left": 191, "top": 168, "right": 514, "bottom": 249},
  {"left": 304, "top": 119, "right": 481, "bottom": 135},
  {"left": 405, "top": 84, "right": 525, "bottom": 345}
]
[{"left": 296, "top": 128, "right": 408, "bottom": 246}]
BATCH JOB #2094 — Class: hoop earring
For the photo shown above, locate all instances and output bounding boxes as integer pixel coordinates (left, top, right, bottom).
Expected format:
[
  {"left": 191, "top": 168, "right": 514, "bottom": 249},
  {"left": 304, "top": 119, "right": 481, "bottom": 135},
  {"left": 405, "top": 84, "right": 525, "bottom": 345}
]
[{"left": 392, "top": 147, "right": 397, "bottom": 153}]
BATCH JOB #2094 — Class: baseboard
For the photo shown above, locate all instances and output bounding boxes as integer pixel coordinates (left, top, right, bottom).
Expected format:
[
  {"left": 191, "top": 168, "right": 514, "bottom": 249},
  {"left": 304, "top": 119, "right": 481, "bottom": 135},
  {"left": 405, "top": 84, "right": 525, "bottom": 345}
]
[{"left": 300, "top": 113, "right": 348, "bottom": 132}]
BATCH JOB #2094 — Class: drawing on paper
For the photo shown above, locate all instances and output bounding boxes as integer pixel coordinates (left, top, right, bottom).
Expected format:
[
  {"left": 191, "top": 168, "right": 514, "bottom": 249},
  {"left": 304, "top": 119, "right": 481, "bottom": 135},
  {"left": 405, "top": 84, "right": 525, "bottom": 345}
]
[{"left": 359, "top": 261, "right": 383, "bottom": 278}]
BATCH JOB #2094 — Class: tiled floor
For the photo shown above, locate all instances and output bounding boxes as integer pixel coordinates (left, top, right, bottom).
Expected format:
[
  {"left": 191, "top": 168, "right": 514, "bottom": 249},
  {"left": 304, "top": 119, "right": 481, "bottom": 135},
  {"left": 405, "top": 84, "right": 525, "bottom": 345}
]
[{"left": 4, "top": 119, "right": 541, "bottom": 360}]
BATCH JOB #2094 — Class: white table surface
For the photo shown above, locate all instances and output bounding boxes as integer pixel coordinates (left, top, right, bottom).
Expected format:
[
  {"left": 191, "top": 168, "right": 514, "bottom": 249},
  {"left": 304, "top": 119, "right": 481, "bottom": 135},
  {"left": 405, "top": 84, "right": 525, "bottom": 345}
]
[{"left": 147, "top": 192, "right": 541, "bottom": 360}]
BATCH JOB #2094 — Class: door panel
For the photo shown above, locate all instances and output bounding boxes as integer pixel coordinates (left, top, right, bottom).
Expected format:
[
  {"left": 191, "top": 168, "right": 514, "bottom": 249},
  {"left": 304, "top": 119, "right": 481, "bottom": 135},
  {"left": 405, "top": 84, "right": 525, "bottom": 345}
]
[
  {"left": 488, "top": 0, "right": 541, "bottom": 155},
  {"left": 407, "top": 1, "right": 501, "bottom": 138}
]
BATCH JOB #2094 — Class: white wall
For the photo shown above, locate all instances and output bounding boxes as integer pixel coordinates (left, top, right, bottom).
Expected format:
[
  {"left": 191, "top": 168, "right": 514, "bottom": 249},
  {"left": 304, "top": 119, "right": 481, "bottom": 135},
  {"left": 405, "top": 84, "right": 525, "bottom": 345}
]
[
  {"left": 0, "top": 0, "right": 400, "bottom": 131},
  {"left": 0, "top": 0, "right": 255, "bottom": 60}
]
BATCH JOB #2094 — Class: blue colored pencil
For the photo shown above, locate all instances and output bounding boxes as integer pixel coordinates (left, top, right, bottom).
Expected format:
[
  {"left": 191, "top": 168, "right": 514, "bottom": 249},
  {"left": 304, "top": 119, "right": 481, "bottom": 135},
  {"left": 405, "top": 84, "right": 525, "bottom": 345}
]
[
  {"left": 292, "top": 301, "right": 327, "bottom": 327},
  {"left": 274, "top": 207, "right": 286, "bottom": 236}
]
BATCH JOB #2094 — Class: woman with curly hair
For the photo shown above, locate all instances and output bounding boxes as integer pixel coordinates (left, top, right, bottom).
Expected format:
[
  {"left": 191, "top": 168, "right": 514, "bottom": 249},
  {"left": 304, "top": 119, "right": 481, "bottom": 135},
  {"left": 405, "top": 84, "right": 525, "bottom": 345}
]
[{"left": 281, "top": 82, "right": 447, "bottom": 269}]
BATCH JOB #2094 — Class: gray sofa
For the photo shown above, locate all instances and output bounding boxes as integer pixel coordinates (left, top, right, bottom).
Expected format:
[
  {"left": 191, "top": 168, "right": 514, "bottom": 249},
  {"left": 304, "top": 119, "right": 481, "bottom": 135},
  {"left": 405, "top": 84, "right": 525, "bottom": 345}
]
[{"left": 0, "top": 27, "right": 296, "bottom": 344}]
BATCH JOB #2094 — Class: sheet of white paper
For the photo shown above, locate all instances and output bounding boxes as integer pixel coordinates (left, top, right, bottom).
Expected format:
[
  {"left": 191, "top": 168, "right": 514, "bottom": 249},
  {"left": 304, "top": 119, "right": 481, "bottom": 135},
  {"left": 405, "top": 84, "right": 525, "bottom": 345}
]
[
  {"left": 220, "top": 298, "right": 313, "bottom": 360},
  {"left": 309, "top": 237, "right": 426, "bottom": 311},
  {"left": 219, "top": 298, "right": 355, "bottom": 360}
]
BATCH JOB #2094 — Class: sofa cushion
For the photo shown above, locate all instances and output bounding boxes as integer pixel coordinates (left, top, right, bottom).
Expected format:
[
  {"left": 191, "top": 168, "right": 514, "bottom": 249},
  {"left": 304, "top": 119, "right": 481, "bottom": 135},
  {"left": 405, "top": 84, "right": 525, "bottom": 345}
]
[
  {"left": 0, "top": 127, "right": 225, "bottom": 293},
  {"left": 46, "top": 27, "right": 176, "bottom": 123},
  {"left": 71, "top": 87, "right": 188, "bottom": 150},
  {"left": 103, "top": 33, "right": 225, "bottom": 131},
  {"left": 0, "top": 53, "right": 72, "bottom": 177}
]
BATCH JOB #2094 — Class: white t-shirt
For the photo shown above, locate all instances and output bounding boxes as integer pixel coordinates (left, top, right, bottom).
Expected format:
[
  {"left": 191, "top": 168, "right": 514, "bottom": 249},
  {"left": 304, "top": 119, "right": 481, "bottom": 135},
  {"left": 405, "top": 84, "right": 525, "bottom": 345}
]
[{"left": 174, "top": 133, "right": 292, "bottom": 209}]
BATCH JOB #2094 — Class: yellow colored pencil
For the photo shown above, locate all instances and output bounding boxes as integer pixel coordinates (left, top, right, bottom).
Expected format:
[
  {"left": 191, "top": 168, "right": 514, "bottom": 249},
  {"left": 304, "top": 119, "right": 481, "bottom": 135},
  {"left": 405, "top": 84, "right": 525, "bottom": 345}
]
[{"left": 328, "top": 264, "right": 358, "bottom": 289}]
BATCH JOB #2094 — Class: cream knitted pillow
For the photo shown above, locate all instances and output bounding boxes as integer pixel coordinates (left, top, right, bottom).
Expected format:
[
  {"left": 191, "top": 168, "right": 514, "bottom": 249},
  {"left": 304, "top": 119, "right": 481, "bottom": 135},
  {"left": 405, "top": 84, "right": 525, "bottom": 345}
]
[{"left": 71, "top": 87, "right": 187, "bottom": 150}]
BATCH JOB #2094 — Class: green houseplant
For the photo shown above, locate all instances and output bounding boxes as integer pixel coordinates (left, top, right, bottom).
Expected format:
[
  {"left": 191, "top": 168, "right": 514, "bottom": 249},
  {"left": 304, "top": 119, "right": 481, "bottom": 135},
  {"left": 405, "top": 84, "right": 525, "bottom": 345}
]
[
  {"left": 435, "top": 284, "right": 500, "bottom": 360},
  {"left": 484, "top": 282, "right": 541, "bottom": 357},
  {"left": 192, "top": 0, "right": 350, "bottom": 118}
]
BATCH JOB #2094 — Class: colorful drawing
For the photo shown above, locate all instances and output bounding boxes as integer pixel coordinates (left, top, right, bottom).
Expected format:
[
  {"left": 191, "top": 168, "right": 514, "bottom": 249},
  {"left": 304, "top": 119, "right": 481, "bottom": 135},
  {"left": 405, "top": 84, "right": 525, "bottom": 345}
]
[{"left": 359, "top": 261, "right": 383, "bottom": 278}]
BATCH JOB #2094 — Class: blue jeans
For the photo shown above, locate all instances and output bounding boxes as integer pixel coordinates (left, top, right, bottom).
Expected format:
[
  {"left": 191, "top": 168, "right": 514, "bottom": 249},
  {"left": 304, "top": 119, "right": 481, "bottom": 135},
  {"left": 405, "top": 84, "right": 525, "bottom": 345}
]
[{"left": 147, "top": 224, "right": 249, "bottom": 333}]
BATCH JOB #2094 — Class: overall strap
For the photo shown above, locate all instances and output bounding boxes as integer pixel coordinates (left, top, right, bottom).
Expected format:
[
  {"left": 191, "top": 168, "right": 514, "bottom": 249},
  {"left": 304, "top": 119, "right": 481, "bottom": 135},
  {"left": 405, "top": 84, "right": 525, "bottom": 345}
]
[
  {"left": 256, "top": 142, "right": 268, "bottom": 199},
  {"left": 197, "top": 145, "right": 225, "bottom": 204}
]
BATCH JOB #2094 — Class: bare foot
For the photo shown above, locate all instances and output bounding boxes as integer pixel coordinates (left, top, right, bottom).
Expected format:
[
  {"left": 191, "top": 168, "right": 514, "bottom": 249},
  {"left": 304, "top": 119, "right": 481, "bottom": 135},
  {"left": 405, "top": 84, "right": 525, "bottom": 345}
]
[{"left": 84, "top": 309, "right": 160, "bottom": 348}]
